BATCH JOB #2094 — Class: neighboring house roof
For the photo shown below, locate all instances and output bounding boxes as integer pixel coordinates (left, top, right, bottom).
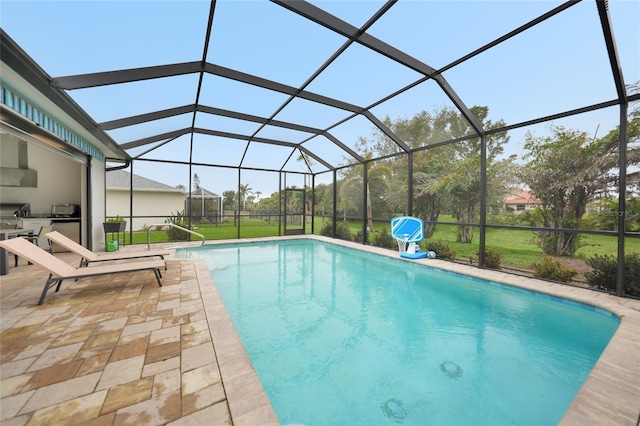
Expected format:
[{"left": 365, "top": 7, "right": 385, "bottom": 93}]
[
  {"left": 106, "top": 170, "right": 185, "bottom": 193},
  {"left": 190, "top": 187, "right": 221, "bottom": 199},
  {"left": 504, "top": 188, "right": 540, "bottom": 204}
]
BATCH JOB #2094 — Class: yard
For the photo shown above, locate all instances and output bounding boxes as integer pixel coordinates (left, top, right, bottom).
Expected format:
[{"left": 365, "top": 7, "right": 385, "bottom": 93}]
[{"left": 116, "top": 215, "right": 638, "bottom": 278}]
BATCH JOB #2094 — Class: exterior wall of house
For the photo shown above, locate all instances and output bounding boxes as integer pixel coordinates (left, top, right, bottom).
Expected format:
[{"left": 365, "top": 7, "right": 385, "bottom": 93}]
[
  {"left": 504, "top": 202, "right": 538, "bottom": 214},
  {"left": 503, "top": 189, "right": 540, "bottom": 215},
  {"left": 106, "top": 189, "right": 185, "bottom": 231},
  {"left": 89, "top": 158, "right": 106, "bottom": 249}
]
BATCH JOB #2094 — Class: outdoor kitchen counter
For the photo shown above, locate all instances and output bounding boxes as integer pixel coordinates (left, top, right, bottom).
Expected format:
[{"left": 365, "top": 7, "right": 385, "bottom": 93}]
[{"left": 20, "top": 218, "right": 80, "bottom": 253}]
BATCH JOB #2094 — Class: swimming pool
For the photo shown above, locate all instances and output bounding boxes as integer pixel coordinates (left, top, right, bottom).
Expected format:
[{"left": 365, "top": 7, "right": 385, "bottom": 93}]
[{"left": 178, "top": 239, "right": 619, "bottom": 425}]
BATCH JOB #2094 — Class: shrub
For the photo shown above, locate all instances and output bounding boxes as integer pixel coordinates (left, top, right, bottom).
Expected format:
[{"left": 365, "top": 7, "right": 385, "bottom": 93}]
[
  {"left": 336, "top": 221, "right": 353, "bottom": 241},
  {"left": 530, "top": 255, "right": 577, "bottom": 282},
  {"left": 515, "top": 209, "right": 544, "bottom": 227},
  {"left": 165, "top": 210, "right": 191, "bottom": 241},
  {"left": 481, "top": 247, "right": 502, "bottom": 270},
  {"left": 319, "top": 221, "right": 333, "bottom": 237},
  {"left": 319, "top": 221, "right": 353, "bottom": 241},
  {"left": 372, "top": 227, "right": 396, "bottom": 250},
  {"left": 425, "top": 239, "right": 456, "bottom": 260},
  {"left": 585, "top": 253, "right": 640, "bottom": 296},
  {"left": 487, "top": 214, "right": 512, "bottom": 226}
]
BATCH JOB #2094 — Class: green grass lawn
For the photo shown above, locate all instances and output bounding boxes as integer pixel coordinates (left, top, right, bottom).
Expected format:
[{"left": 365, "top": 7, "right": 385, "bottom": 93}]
[
  {"left": 361, "top": 216, "right": 639, "bottom": 270},
  {"left": 120, "top": 218, "right": 285, "bottom": 245},
  {"left": 119, "top": 215, "right": 638, "bottom": 272},
  {"left": 427, "top": 225, "right": 639, "bottom": 270}
]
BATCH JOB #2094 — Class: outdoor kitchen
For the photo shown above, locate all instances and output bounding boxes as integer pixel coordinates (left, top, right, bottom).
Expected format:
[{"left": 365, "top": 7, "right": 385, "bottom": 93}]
[{"left": 0, "top": 133, "right": 84, "bottom": 253}]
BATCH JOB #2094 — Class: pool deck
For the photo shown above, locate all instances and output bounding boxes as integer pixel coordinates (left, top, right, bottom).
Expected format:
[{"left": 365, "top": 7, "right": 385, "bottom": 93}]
[{"left": 0, "top": 235, "right": 638, "bottom": 425}]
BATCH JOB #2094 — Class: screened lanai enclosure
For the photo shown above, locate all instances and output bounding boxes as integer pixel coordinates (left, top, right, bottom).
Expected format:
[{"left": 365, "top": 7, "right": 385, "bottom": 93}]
[{"left": 1, "top": 0, "right": 638, "bottom": 297}]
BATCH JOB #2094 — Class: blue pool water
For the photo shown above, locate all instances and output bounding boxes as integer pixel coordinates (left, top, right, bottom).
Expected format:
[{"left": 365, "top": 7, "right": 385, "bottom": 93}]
[{"left": 178, "top": 240, "right": 619, "bottom": 426}]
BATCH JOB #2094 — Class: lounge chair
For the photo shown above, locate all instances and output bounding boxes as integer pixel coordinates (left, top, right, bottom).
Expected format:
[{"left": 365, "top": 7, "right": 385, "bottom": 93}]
[
  {"left": 11, "top": 225, "right": 54, "bottom": 266},
  {"left": 45, "top": 231, "right": 170, "bottom": 269},
  {"left": 0, "top": 237, "right": 164, "bottom": 305}
]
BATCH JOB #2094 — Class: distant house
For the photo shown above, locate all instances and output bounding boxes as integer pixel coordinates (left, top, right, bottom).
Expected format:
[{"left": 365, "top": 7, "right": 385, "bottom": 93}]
[
  {"left": 504, "top": 188, "right": 540, "bottom": 214},
  {"left": 106, "top": 170, "right": 187, "bottom": 230}
]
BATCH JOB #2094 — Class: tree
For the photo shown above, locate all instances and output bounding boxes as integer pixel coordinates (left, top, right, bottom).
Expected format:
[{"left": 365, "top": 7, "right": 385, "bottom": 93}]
[
  {"left": 438, "top": 106, "right": 510, "bottom": 242},
  {"left": 222, "top": 190, "right": 236, "bottom": 211},
  {"left": 564, "top": 83, "right": 640, "bottom": 235},
  {"left": 284, "top": 186, "right": 305, "bottom": 227},
  {"left": 339, "top": 151, "right": 391, "bottom": 231},
  {"left": 193, "top": 173, "right": 200, "bottom": 191},
  {"left": 412, "top": 145, "right": 456, "bottom": 237},
  {"left": 519, "top": 125, "right": 612, "bottom": 256},
  {"left": 255, "top": 192, "right": 279, "bottom": 214},
  {"left": 175, "top": 184, "right": 186, "bottom": 190},
  {"left": 313, "top": 183, "right": 332, "bottom": 224},
  {"left": 239, "top": 183, "right": 252, "bottom": 211},
  {"left": 381, "top": 111, "right": 450, "bottom": 237},
  {"left": 588, "top": 197, "right": 640, "bottom": 232},
  {"left": 372, "top": 106, "right": 510, "bottom": 242},
  {"left": 296, "top": 153, "right": 314, "bottom": 223},
  {"left": 595, "top": 82, "right": 640, "bottom": 197},
  {"left": 245, "top": 194, "right": 257, "bottom": 210},
  {"left": 441, "top": 155, "right": 482, "bottom": 242}
]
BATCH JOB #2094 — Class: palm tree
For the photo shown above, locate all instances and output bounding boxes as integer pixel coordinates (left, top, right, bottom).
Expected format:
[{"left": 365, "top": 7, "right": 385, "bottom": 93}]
[{"left": 239, "top": 183, "right": 252, "bottom": 211}]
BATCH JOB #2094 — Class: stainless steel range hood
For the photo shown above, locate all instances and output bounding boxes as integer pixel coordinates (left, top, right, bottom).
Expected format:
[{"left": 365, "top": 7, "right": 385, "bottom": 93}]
[
  {"left": 0, "top": 133, "right": 38, "bottom": 187},
  {"left": 0, "top": 167, "right": 38, "bottom": 187}
]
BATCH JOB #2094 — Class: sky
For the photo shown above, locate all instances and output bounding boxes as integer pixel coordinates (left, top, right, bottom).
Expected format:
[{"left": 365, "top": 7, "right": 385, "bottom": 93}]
[{"left": 1, "top": 0, "right": 639, "bottom": 198}]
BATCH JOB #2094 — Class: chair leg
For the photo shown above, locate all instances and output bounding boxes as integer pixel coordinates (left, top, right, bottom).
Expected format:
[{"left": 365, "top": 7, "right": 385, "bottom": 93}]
[
  {"left": 12, "top": 254, "right": 31, "bottom": 267},
  {"left": 154, "top": 269, "right": 163, "bottom": 287},
  {"left": 39, "top": 275, "right": 61, "bottom": 305}
]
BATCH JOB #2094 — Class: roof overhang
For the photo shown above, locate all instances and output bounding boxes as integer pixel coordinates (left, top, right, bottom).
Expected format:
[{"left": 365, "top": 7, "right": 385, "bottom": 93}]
[{"left": 0, "top": 30, "right": 129, "bottom": 162}]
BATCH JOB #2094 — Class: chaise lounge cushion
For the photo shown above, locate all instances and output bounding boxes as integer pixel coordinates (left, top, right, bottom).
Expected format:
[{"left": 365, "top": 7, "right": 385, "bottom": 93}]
[
  {"left": 0, "top": 237, "right": 164, "bottom": 305},
  {"left": 45, "top": 231, "right": 170, "bottom": 268}
]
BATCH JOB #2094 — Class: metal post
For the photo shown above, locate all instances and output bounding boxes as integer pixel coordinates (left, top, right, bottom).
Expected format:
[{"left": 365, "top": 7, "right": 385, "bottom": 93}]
[
  {"left": 478, "top": 135, "right": 487, "bottom": 267},
  {"left": 407, "top": 151, "right": 413, "bottom": 215},
  {"left": 311, "top": 174, "right": 316, "bottom": 235},
  {"left": 332, "top": 170, "right": 337, "bottom": 238},
  {"left": 237, "top": 168, "right": 241, "bottom": 239},
  {"left": 616, "top": 103, "right": 628, "bottom": 296},
  {"left": 187, "top": 163, "right": 193, "bottom": 233},
  {"left": 362, "top": 164, "right": 368, "bottom": 244},
  {"left": 278, "top": 172, "right": 282, "bottom": 236},
  {"left": 86, "top": 155, "right": 92, "bottom": 250},
  {"left": 127, "top": 163, "right": 133, "bottom": 247},
  {"left": 283, "top": 173, "right": 288, "bottom": 234},
  {"left": 597, "top": 0, "right": 628, "bottom": 296},
  {"left": 302, "top": 183, "right": 307, "bottom": 235}
]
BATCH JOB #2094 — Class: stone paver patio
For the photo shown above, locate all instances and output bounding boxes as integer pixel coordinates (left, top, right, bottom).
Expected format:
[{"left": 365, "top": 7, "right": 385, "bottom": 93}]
[
  {"left": 0, "top": 236, "right": 639, "bottom": 425},
  {"left": 0, "top": 245, "right": 277, "bottom": 426}
]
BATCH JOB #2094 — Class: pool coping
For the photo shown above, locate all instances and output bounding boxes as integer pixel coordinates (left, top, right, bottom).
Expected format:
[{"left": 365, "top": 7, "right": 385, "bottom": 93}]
[{"left": 192, "top": 235, "right": 640, "bottom": 426}]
